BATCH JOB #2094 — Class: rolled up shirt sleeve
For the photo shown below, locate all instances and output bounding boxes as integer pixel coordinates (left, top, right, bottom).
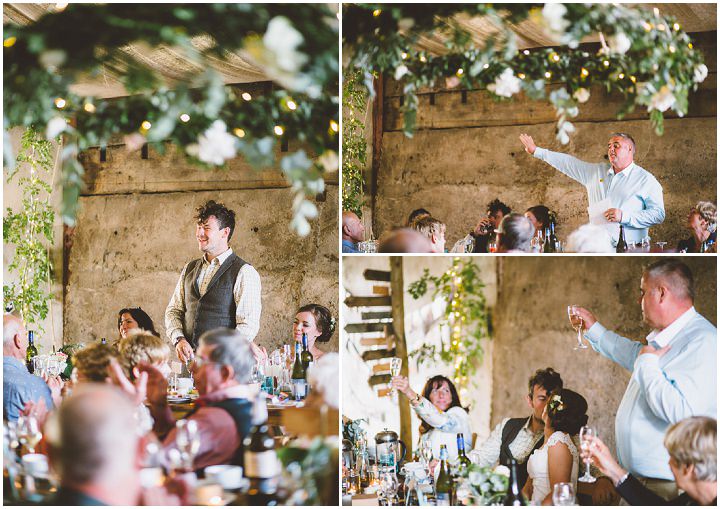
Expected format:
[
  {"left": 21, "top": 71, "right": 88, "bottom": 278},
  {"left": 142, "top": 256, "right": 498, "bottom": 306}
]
[
  {"left": 413, "top": 397, "right": 468, "bottom": 434},
  {"left": 165, "top": 264, "right": 189, "bottom": 343},
  {"left": 469, "top": 419, "right": 506, "bottom": 467},
  {"left": 620, "top": 179, "right": 665, "bottom": 229},
  {"left": 233, "top": 264, "right": 262, "bottom": 342},
  {"left": 584, "top": 322, "right": 642, "bottom": 373},
  {"left": 533, "top": 147, "right": 604, "bottom": 186}
]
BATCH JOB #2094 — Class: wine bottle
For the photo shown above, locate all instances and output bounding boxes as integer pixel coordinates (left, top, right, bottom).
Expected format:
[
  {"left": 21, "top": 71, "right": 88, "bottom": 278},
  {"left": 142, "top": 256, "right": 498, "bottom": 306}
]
[
  {"left": 542, "top": 227, "right": 554, "bottom": 253},
  {"left": 435, "top": 444, "right": 453, "bottom": 506},
  {"left": 300, "top": 332, "right": 314, "bottom": 371},
  {"left": 242, "top": 409, "right": 282, "bottom": 506},
  {"left": 549, "top": 221, "right": 559, "bottom": 252},
  {"left": 456, "top": 433, "right": 471, "bottom": 471},
  {"left": 616, "top": 224, "right": 628, "bottom": 253},
  {"left": 700, "top": 239, "right": 708, "bottom": 253},
  {"left": 290, "top": 347, "right": 306, "bottom": 401},
  {"left": 502, "top": 458, "right": 527, "bottom": 506},
  {"left": 26, "top": 331, "right": 38, "bottom": 374}
]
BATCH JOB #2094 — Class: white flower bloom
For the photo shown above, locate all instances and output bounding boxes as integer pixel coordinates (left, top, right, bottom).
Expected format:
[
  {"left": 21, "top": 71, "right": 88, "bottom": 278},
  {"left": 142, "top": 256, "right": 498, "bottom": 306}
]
[
  {"left": 290, "top": 213, "right": 311, "bottom": 237},
  {"left": 694, "top": 64, "right": 708, "bottom": 83},
  {"left": 46, "top": 117, "right": 67, "bottom": 139},
  {"left": 493, "top": 465, "right": 510, "bottom": 477},
  {"left": 468, "top": 471, "right": 483, "bottom": 485},
  {"left": 648, "top": 85, "right": 676, "bottom": 112},
  {"left": 573, "top": 88, "right": 590, "bottom": 103},
  {"left": 394, "top": 64, "right": 409, "bottom": 81},
  {"left": 307, "top": 353, "right": 339, "bottom": 409},
  {"left": 318, "top": 150, "right": 339, "bottom": 173},
  {"left": 263, "top": 16, "right": 307, "bottom": 73},
  {"left": 187, "top": 120, "right": 237, "bottom": 165},
  {"left": 542, "top": 3, "right": 569, "bottom": 35},
  {"left": 487, "top": 68, "right": 521, "bottom": 98},
  {"left": 608, "top": 32, "right": 631, "bottom": 55}
]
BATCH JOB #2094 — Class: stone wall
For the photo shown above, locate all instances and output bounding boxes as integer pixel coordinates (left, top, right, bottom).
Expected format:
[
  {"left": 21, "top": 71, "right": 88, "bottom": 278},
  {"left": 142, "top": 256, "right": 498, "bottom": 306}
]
[
  {"left": 491, "top": 256, "right": 717, "bottom": 456},
  {"left": 64, "top": 142, "right": 339, "bottom": 354},
  {"left": 372, "top": 32, "right": 717, "bottom": 248}
]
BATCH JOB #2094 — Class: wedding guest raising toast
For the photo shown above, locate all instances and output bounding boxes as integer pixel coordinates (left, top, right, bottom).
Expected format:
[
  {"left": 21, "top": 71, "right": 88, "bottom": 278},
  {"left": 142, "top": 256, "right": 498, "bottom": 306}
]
[
  {"left": 519, "top": 132, "right": 664, "bottom": 246},
  {"left": 165, "top": 200, "right": 262, "bottom": 363}
]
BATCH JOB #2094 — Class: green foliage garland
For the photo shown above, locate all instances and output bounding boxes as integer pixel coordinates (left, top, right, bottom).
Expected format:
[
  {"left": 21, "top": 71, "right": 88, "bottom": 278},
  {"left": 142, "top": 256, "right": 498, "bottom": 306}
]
[
  {"left": 342, "top": 69, "right": 369, "bottom": 217},
  {"left": 344, "top": 3, "right": 707, "bottom": 142},
  {"left": 3, "top": 127, "right": 56, "bottom": 330},
  {"left": 407, "top": 258, "right": 490, "bottom": 391},
  {"left": 4, "top": 4, "right": 339, "bottom": 235}
]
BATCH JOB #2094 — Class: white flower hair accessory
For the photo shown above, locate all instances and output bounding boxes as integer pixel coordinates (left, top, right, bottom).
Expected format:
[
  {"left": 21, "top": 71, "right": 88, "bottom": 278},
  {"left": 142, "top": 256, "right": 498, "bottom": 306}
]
[{"left": 549, "top": 394, "right": 564, "bottom": 412}]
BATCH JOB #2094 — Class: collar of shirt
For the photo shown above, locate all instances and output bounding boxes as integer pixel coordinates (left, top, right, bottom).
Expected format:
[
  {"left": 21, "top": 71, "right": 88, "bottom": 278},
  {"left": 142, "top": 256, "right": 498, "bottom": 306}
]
[
  {"left": 3, "top": 356, "right": 25, "bottom": 371},
  {"left": 523, "top": 416, "right": 544, "bottom": 438},
  {"left": 197, "top": 382, "right": 259, "bottom": 405},
  {"left": 646, "top": 306, "right": 698, "bottom": 347},
  {"left": 203, "top": 247, "right": 233, "bottom": 267},
  {"left": 607, "top": 161, "right": 635, "bottom": 180}
]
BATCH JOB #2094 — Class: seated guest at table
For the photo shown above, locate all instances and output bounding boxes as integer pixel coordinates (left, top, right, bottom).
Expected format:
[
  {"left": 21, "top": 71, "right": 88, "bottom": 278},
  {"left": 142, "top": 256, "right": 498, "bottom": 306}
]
[
  {"left": 565, "top": 223, "right": 614, "bottom": 253},
  {"left": 678, "top": 201, "right": 716, "bottom": 253},
  {"left": 46, "top": 384, "right": 181, "bottom": 506},
  {"left": 378, "top": 228, "right": 433, "bottom": 253},
  {"left": 495, "top": 213, "right": 534, "bottom": 253},
  {"left": 390, "top": 374, "right": 471, "bottom": 462},
  {"left": 117, "top": 307, "right": 159, "bottom": 341},
  {"left": 471, "top": 198, "right": 511, "bottom": 253},
  {"left": 525, "top": 205, "right": 551, "bottom": 235},
  {"left": 582, "top": 416, "right": 717, "bottom": 506},
  {"left": 406, "top": 208, "right": 431, "bottom": 226},
  {"left": 3, "top": 314, "right": 58, "bottom": 422},
  {"left": 72, "top": 342, "right": 119, "bottom": 383},
  {"left": 411, "top": 216, "right": 447, "bottom": 253},
  {"left": 523, "top": 388, "right": 587, "bottom": 506},
  {"left": 294, "top": 304, "right": 336, "bottom": 361},
  {"left": 342, "top": 210, "right": 365, "bottom": 253}
]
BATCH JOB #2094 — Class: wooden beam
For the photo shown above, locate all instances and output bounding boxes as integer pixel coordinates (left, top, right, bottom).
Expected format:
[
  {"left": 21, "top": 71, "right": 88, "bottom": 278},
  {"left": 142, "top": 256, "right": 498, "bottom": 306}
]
[
  {"left": 345, "top": 322, "right": 387, "bottom": 334},
  {"left": 363, "top": 269, "right": 391, "bottom": 282},
  {"left": 372, "top": 363, "right": 391, "bottom": 374},
  {"left": 390, "top": 256, "right": 412, "bottom": 451},
  {"left": 361, "top": 311, "right": 393, "bottom": 320},
  {"left": 360, "top": 336, "right": 394, "bottom": 347},
  {"left": 361, "top": 348, "right": 396, "bottom": 362},
  {"left": 372, "top": 285, "right": 390, "bottom": 296},
  {"left": 377, "top": 388, "right": 391, "bottom": 398},
  {"left": 370, "top": 73, "right": 384, "bottom": 234},
  {"left": 368, "top": 374, "right": 391, "bottom": 386},
  {"left": 344, "top": 296, "right": 391, "bottom": 307}
]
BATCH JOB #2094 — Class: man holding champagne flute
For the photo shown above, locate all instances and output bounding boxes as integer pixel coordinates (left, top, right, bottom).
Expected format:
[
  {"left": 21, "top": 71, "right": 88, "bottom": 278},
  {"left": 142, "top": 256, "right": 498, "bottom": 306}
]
[{"left": 570, "top": 259, "right": 716, "bottom": 501}]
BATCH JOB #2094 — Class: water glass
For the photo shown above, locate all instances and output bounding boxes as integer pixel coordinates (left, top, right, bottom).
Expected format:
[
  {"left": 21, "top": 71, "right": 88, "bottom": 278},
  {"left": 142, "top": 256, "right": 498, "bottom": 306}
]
[{"left": 552, "top": 482, "right": 576, "bottom": 505}]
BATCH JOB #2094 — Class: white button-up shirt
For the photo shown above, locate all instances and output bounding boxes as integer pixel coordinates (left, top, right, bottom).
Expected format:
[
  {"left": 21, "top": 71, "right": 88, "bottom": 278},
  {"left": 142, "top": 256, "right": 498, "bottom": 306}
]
[{"left": 533, "top": 148, "right": 665, "bottom": 243}]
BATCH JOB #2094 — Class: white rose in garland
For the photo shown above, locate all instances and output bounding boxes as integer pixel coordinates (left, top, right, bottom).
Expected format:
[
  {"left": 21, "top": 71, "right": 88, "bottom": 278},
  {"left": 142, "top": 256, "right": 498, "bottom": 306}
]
[
  {"left": 694, "top": 64, "right": 708, "bottom": 83},
  {"left": 186, "top": 120, "right": 237, "bottom": 165},
  {"left": 648, "top": 85, "right": 676, "bottom": 112},
  {"left": 263, "top": 16, "right": 307, "bottom": 73},
  {"left": 487, "top": 68, "right": 521, "bottom": 98},
  {"left": 573, "top": 88, "right": 590, "bottom": 103},
  {"left": 45, "top": 117, "right": 67, "bottom": 140},
  {"left": 607, "top": 32, "right": 632, "bottom": 55},
  {"left": 394, "top": 64, "right": 409, "bottom": 81},
  {"left": 542, "top": 3, "right": 569, "bottom": 36}
]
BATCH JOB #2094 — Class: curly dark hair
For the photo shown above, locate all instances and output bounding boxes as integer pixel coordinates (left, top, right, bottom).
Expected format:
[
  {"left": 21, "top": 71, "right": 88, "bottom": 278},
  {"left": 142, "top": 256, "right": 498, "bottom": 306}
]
[
  {"left": 546, "top": 388, "right": 589, "bottom": 435},
  {"left": 296, "top": 304, "right": 336, "bottom": 343},
  {"left": 418, "top": 375, "right": 468, "bottom": 435},
  {"left": 487, "top": 198, "right": 511, "bottom": 216},
  {"left": 528, "top": 367, "right": 563, "bottom": 397},
  {"left": 196, "top": 200, "right": 236, "bottom": 241},
  {"left": 117, "top": 307, "right": 159, "bottom": 338}
]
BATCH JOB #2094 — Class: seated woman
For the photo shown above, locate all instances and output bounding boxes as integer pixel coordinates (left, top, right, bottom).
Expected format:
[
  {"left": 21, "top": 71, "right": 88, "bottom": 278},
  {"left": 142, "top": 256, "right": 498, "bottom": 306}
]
[
  {"left": 524, "top": 388, "right": 586, "bottom": 505},
  {"left": 678, "top": 201, "right": 716, "bottom": 253},
  {"left": 293, "top": 304, "right": 336, "bottom": 361},
  {"left": 390, "top": 375, "right": 472, "bottom": 462},
  {"left": 525, "top": 205, "right": 551, "bottom": 234},
  {"left": 117, "top": 307, "right": 159, "bottom": 341},
  {"left": 583, "top": 416, "right": 716, "bottom": 506}
]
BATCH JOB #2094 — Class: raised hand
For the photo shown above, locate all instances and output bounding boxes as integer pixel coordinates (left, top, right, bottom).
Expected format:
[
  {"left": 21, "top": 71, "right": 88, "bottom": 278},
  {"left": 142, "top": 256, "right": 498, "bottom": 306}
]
[
  {"left": 580, "top": 435, "right": 627, "bottom": 485},
  {"left": 519, "top": 133, "right": 537, "bottom": 155},
  {"left": 572, "top": 306, "right": 598, "bottom": 330}
]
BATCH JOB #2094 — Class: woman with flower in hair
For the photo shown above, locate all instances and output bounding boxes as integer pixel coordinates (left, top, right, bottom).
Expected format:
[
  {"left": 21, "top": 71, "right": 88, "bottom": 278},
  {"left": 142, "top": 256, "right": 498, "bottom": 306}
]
[
  {"left": 293, "top": 304, "right": 336, "bottom": 360},
  {"left": 523, "top": 388, "right": 588, "bottom": 505}
]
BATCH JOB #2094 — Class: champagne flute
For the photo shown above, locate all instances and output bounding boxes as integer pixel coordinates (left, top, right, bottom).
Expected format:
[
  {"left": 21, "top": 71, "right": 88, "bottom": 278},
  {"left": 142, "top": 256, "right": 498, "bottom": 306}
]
[
  {"left": 380, "top": 468, "right": 399, "bottom": 506},
  {"left": 656, "top": 241, "right": 667, "bottom": 252},
  {"left": 552, "top": 482, "right": 576, "bottom": 505},
  {"left": 18, "top": 416, "right": 42, "bottom": 454},
  {"left": 567, "top": 305, "right": 587, "bottom": 350},
  {"left": 579, "top": 426, "right": 597, "bottom": 482},
  {"left": 389, "top": 357, "right": 402, "bottom": 398}
]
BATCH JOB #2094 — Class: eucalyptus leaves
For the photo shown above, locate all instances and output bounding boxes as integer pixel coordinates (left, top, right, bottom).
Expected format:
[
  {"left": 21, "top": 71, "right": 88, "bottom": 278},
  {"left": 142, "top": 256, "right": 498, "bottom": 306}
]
[{"left": 345, "top": 3, "right": 707, "bottom": 143}]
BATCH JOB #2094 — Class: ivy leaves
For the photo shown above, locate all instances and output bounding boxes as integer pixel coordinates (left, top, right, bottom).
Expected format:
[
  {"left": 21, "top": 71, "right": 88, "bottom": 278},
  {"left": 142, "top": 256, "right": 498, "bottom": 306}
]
[{"left": 342, "top": 70, "right": 368, "bottom": 217}]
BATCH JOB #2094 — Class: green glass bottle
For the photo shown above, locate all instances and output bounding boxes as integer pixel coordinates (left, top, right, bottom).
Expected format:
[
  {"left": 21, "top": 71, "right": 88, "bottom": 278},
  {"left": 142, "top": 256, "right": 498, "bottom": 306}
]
[
  {"left": 616, "top": 224, "right": 628, "bottom": 253},
  {"left": 26, "top": 331, "right": 38, "bottom": 374},
  {"left": 290, "top": 348, "right": 306, "bottom": 401},
  {"left": 435, "top": 444, "right": 453, "bottom": 506},
  {"left": 503, "top": 458, "right": 527, "bottom": 506},
  {"left": 456, "top": 433, "right": 471, "bottom": 471},
  {"left": 300, "top": 333, "right": 314, "bottom": 370}
]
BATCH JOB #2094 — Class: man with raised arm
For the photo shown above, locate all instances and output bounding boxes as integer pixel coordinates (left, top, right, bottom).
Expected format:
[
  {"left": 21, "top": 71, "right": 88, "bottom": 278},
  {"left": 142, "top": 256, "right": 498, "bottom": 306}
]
[{"left": 519, "top": 133, "right": 665, "bottom": 246}]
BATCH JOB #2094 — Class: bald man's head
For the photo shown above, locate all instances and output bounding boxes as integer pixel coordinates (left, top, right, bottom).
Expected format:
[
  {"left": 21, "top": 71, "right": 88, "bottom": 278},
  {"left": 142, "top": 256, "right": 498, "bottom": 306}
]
[
  {"left": 342, "top": 211, "right": 365, "bottom": 243},
  {"left": 3, "top": 314, "right": 26, "bottom": 358},
  {"left": 379, "top": 228, "right": 433, "bottom": 253}
]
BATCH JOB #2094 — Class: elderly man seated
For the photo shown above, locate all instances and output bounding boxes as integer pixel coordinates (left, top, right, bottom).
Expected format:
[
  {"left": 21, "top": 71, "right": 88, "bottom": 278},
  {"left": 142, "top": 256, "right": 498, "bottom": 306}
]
[
  {"left": 3, "top": 314, "right": 60, "bottom": 421},
  {"left": 583, "top": 416, "right": 716, "bottom": 505},
  {"left": 112, "top": 327, "right": 257, "bottom": 470}
]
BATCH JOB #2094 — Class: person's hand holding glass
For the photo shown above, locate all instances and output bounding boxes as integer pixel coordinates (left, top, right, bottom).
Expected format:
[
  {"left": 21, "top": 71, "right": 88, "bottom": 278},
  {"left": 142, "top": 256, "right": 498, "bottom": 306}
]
[
  {"left": 567, "top": 305, "right": 587, "bottom": 350},
  {"left": 552, "top": 482, "right": 576, "bottom": 505},
  {"left": 580, "top": 435, "right": 629, "bottom": 487},
  {"left": 579, "top": 425, "right": 598, "bottom": 483},
  {"left": 17, "top": 416, "right": 42, "bottom": 454},
  {"left": 389, "top": 358, "right": 402, "bottom": 398}
]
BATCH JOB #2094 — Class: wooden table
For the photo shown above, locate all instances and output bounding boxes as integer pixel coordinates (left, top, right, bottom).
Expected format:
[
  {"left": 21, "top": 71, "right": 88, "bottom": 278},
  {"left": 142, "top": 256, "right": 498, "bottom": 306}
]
[{"left": 167, "top": 399, "right": 299, "bottom": 424}]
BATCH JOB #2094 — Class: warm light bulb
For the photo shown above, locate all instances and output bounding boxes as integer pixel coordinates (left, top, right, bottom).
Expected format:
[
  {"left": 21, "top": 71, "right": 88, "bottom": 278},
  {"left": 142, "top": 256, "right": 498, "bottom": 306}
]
[
  {"left": 456, "top": 68, "right": 464, "bottom": 77},
  {"left": 234, "top": 128, "right": 246, "bottom": 138},
  {"left": 54, "top": 97, "right": 66, "bottom": 109},
  {"left": 274, "top": 125, "right": 284, "bottom": 136},
  {"left": 241, "top": 92, "right": 252, "bottom": 101},
  {"left": 669, "top": 45, "right": 676, "bottom": 53},
  {"left": 603, "top": 60, "right": 610, "bottom": 67},
  {"left": 482, "top": 63, "right": 489, "bottom": 69},
  {"left": 517, "top": 73, "right": 526, "bottom": 79},
  {"left": 523, "top": 49, "right": 530, "bottom": 55},
  {"left": 630, "top": 75, "right": 637, "bottom": 83},
  {"left": 580, "top": 68, "right": 589, "bottom": 77},
  {"left": 55, "top": 3, "right": 68, "bottom": 11},
  {"left": 550, "top": 52, "right": 560, "bottom": 62},
  {"left": 83, "top": 102, "right": 95, "bottom": 113},
  {"left": 3, "top": 36, "right": 16, "bottom": 47},
  {"left": 287, "top": 100, "right": 297, "bottom": 110},
  {"left": 618, "top": 73, "right": 625, "bottom": 80},
  {"left": 419, "top": 55, "right": 427, "bottom": 63},
  {"left": 372, "top": 9, "right": 381, "bottom": 17},
  {"left": 688, "top": 43, "right": 693, "bottom": 49},
  {"left": 141, "top": 120, "right": 152, "bottom": 130},
  {"left": 544, "top": 71, "right": 552, "bottom": 79},
  {"left": 673, "top": 23, "right": 680, "bottom": 31},
  {"left": 330, "top": 120, "right": 339, "bottom": 133},
  {"left": 180, "top": 113, "right": 190, "bottom": 122},
  {"left": 657, "top": 23, "right": 666, "bottom": 31},
  {"left": 401, "top": 52, "right": 408, "bottom": 59}
]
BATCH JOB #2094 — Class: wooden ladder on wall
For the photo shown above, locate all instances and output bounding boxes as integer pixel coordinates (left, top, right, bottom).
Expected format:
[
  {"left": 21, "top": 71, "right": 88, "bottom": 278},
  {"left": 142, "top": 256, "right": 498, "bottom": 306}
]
[{"left": 344, "top": 257, "right": 412, "bottom": 450}]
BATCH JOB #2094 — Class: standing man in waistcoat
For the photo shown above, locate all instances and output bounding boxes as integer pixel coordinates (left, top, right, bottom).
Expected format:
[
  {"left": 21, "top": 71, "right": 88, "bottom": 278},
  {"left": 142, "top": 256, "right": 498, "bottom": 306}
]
[{"left": 165, "top": 200, "right": 262, "bottom": 363}]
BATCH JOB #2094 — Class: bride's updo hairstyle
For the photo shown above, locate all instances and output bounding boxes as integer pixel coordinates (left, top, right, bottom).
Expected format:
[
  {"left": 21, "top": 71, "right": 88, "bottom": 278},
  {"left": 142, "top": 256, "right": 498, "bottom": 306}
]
[{"left": 546, "top": 388, "right": 589, "bottom": 435}]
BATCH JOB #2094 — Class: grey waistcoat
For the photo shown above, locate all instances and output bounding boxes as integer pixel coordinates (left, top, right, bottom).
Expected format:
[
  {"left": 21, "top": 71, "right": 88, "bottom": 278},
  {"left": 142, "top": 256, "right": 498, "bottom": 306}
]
[{"left": 182, "top": 253, "right": 248, "bottom": 348}]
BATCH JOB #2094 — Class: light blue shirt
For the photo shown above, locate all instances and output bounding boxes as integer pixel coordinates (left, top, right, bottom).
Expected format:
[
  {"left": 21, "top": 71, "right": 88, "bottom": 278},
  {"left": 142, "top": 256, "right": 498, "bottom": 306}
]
[
  {"left": 585, "top": 307, "right": 716, "bottom": 480},
  {"left": 3, "top": 356, "right": 54, "bottom": 422},
  {"left": 533, "top": 148, "right": 665, "bottom": 244}
]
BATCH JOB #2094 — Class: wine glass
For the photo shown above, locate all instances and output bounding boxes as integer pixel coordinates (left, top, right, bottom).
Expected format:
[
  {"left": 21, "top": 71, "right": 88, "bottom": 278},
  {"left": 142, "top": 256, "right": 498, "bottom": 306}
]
[
  {"left": 656, "top": 241, "right": 667, "bottom": 252},
  {"left": 380, "top": 468, "right": 399, "bottom": 506},
  {"left": 552, "top": 482, "right": 576, "bottom": 505},
  {"left": 488, "top": 241, "right": 497, "bottom": 253},
  {"left": 420, "top": 437, "right": 434, "bottom": 478},
  {"left": 579, "top": 426, "right": 597, "bottom": 482},
  {"left": 641, "top": 236, "right": 651, "bottom": 252},
  {"left": 567, "top": 305, "right": 587, "bottom": 350},
  {"left": 175, "top": 419, "right": 201, "bottom": 472},
  {"left": 46, "top": 358, "right": 60, "bottom": 378},
  {"left": 389, "top": 358, "right": 402, "bottom": 398},
  {"left": 17, "top": 416, "right": 42, "bottom": 454}
]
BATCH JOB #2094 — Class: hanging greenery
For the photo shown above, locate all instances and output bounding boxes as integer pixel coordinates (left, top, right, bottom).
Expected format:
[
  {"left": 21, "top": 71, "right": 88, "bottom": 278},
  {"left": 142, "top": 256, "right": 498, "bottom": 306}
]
[
  {"left": 344, "top": 3, "right": 707, "bottom": 143},
  {"left": 3, "top": 4, "right": 339, "bottom": 236},
  {"left": 342, "top": 69, "right": 369, "bottom": 217},
  {"left": 3, "top": 127, "right": 56, "bottom": 331},
  {"left": 407, "top": 258, "right": 490, "bottom": 392}
]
